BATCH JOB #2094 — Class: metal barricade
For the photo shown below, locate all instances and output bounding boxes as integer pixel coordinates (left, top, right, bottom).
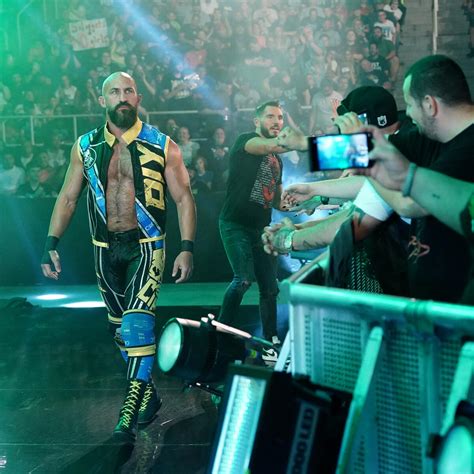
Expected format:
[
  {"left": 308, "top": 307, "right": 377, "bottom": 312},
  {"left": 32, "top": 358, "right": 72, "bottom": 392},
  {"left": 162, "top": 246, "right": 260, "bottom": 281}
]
[{"left": 282, "top": 259, "right": 474, "bottom": 473}]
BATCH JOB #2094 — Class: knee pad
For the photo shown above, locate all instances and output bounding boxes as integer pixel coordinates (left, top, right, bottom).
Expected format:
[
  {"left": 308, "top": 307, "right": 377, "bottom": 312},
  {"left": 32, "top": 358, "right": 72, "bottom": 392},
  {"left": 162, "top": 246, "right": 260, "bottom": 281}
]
[
  {"left": 108, "top": 313, "right": 122, "bottom": 336},
  {"left": 121, "top": 309, "right": 156, "bottom": 357}
]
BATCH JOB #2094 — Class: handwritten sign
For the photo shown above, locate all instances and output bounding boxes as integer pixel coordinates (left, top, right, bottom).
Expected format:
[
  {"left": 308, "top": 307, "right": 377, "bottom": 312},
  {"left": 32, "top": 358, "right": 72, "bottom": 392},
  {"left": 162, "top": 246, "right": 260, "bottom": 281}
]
[{"left": 69, "top": 19, "right": 109, "bottom": 51}]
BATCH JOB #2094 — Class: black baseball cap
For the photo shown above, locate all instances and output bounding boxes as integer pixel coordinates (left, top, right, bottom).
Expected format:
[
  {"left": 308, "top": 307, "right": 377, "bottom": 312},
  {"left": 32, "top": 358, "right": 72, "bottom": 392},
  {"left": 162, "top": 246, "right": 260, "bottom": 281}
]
[{"left": 337, "top": 86, "right": 398, "bottom": 128}]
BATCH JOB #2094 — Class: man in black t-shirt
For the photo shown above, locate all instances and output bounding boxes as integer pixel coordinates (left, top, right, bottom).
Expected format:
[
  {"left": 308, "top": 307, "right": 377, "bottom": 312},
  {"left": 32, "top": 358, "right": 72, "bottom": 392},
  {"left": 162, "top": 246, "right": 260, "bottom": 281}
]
[
  {"left": 219, "top": 100, "right": 293, "bottom": 362},
  {"left": 357, "top": 129, "right": 474, "bottom": 305},
  {"left": 365, "top": 55, "right": 474, "bottom": 302}
]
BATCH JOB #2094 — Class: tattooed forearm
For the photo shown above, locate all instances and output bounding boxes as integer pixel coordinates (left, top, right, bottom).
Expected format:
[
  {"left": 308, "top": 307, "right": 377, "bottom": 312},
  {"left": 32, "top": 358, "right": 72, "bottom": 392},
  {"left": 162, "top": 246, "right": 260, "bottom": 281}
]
[{"left": 302, "top": 239, "right": 323, "bottom": 249}]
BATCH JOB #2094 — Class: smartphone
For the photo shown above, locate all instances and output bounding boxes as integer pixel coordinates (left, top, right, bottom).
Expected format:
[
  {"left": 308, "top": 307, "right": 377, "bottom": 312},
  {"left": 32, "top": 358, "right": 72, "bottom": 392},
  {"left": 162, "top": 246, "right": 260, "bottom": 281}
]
[
  {"left": 358, "top": 112, "right": 368, "bottom": 125},
  {"left": 308, "top": 132, "right": 373, "bottom": 172}
]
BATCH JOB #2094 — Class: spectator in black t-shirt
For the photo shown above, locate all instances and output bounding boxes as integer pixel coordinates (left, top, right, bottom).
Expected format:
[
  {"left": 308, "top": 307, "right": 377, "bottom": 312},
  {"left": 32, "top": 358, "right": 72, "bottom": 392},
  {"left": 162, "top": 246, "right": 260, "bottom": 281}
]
[
  {"left": 188, "top": 166, "right": 209, "bottom": 195},
  {"left": 8, "top": 73, "right": 25, "bottom": 112},
  {"left": 372, "top": 26, "right": 400, "bottom": 82},
  {"left": 162, "top": 62, "right": 196, "bottom": 111},
  {"left": 359, "top": 128, "right": 474, "bottom": 305},
  {"left": 301, "top": 72, "right": 320, "bottom": 107},
  {"left": 0, "top": 152, "right": 25, "bottom": 195},
  {"left": 18, "top": 140, "right": 36, "bottom": 170},
  {"left": 358, "top": 58, "right": 391, "bottom": 89},
  {"left": 268, "top": 70, "right": 302, "bottom": 122},
  {"left": 364, "top": 55, "right": 474, "bottom": 303},
  {"left": 203, "top": 126, "right": 230, "bottom": 191},
  {"left": 163, "top": 118, "right": 180, "bottom": 142},
  {"left": 194, "top": 155, "right": 213, "bottom": 190},
  {"left": 344, "top": 29, "right": 366, "bottom": 63},
  {"left": 17, "top": 163, "right": 51, "bottom": 198},
  {"left": 218, "top": 100, "right": 298, "bottom": 364},
  {"left": 367, "top": 42, "right": 391, "bottom": 85},
  {"left": 463, "top": 0, "right": 474, "bottom": 57}
]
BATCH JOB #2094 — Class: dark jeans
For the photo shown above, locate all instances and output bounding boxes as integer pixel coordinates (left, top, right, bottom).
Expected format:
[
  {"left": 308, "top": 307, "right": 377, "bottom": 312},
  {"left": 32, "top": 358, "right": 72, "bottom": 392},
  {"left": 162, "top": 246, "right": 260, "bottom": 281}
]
[{"left": 219, "top": 219, "right": 279, "bottom": 340}]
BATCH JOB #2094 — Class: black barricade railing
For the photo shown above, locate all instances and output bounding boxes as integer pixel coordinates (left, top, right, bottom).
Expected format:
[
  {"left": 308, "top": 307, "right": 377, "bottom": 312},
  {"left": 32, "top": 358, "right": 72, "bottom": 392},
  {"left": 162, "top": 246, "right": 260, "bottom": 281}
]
[{"left": 0, "top": 106, "right": 312, "bottom": 146}]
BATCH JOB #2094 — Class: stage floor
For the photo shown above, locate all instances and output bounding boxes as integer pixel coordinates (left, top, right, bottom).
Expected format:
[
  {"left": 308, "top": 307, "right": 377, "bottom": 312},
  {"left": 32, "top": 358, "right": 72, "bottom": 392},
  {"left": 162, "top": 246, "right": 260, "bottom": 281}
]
[{"left": 0, "top": 283, "right": 289, "bottom": 473}]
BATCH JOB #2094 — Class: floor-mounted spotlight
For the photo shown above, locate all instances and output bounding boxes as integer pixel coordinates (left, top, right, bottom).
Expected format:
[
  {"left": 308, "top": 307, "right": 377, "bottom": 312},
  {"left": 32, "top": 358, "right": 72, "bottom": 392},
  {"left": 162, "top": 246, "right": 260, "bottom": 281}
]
[
  {"left": 208, "top": 364, "right": 351, "bottom": 474},
  {"left": 157, "top": 314, "right": 272, "bottom": 388},
  {"left": 431, "top": 400, "right": 474, "bottom": 474}
]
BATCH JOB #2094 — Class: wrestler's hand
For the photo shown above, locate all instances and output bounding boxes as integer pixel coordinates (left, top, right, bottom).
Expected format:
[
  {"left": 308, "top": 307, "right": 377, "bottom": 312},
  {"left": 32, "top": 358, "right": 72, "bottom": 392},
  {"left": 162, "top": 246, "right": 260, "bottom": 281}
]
[
  {"left": 172, "top": 251, "right": 193, "bottom": 283},
  {"left": 279, "top": 193, "right": 293, "bottom": 211},
  {"left": 276, "top": 126, "right": 307, "bottom": 151},
  {"left": 41, "top": 250, "right": 62, "bottom": 280},
  {"left": 289, "top": 195, "right": 323, "bottom": 216}
]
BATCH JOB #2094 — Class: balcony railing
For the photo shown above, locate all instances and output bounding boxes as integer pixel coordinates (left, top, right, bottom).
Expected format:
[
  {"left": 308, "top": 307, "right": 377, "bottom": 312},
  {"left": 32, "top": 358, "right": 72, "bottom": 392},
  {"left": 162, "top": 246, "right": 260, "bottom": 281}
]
[{"left": 0, "top": 106, "right": 311, "bottom": 146}]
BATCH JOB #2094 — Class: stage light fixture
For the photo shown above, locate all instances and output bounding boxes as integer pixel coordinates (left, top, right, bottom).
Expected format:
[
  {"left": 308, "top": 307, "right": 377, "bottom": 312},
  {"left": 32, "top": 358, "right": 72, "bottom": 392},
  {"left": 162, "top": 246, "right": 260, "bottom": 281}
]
[
  {"left": 208, "top": 365, "right": 351, "bottom": 474},
  {"left": 433, "top": 401, "right": 474, "bottom": 474},
  {"left": 157, "top": 315, "right": 267, "bottom": 383}
]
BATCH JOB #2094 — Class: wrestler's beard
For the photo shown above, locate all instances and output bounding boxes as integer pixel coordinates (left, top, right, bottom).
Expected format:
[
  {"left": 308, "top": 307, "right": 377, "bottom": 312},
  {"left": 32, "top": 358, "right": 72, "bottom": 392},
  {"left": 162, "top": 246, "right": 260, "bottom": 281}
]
[
  {"left": 108, "top": 103, "right": 138, "bottom": 129},
  {"left": 260, "top": 124, "right": 280, "bottom": 138}
]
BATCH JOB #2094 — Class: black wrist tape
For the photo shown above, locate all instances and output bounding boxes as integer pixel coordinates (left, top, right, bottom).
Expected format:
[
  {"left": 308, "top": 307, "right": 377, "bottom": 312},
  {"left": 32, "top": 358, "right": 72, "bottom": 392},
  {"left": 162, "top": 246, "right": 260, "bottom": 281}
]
[
  {"left": 181, "top": 240, "right": 194, "bottom": 253},
  {"left": 41, "top": 236, "right": 59, "bottom": 264}
]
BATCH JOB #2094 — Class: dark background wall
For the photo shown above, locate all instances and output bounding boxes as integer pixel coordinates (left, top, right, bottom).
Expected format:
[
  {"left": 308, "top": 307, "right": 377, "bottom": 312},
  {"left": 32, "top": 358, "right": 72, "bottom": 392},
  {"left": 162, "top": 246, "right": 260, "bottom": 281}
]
[{"left": 1, "top": 193, "right": 232, "bottom": 286}]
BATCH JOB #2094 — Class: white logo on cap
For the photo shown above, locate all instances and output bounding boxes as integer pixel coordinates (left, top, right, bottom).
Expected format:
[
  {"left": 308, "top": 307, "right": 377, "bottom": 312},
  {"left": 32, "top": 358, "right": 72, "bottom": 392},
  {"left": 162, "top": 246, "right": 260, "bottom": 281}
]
[{"left": 377, "top": 115, "right": 387, "bottom": 127}]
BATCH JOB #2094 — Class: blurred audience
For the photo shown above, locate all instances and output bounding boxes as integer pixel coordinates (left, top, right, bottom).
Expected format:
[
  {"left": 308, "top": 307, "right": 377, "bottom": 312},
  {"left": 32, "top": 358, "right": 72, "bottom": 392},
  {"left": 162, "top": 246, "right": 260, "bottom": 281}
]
[
  {"left": 202, "top": 126, "right": 230, "bottom": 191},
  {"left": 194, "top": 155, "right": 214, "bottom": 190},
  {"left": 17, "top": 162, "right": 52, "bottom": 198},
  {"left": 0, "top": 152, "right": 25, "bottom": 195},
  {"left": 0, "top": 0, "right": 409, "bottom": 198},
  {"left": 177, "top": 126, "right": 200, "bottom": 168}
]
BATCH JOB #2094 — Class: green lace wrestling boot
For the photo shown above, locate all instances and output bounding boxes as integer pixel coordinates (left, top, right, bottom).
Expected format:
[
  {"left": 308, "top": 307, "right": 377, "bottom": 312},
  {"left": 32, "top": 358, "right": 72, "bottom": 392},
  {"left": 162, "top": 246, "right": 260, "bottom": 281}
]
[
  {"left": 138, "top": 380, "right": 162, "bottom": 425},
  {"left": 113, "top": 379, "right": 147, "bottom": 443}
]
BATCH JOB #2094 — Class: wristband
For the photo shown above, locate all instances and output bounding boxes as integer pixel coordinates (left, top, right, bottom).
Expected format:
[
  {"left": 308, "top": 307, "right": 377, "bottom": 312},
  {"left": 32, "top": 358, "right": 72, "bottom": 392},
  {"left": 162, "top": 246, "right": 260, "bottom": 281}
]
[
  {"left": 401, "top": 163, "right": 417, "bottom": 197},
  {"left": 181, "top": 240, "right": 194, "bottom": 253},
  {"left": 41, "top": 236, "right": 59, "bottom": 264}
]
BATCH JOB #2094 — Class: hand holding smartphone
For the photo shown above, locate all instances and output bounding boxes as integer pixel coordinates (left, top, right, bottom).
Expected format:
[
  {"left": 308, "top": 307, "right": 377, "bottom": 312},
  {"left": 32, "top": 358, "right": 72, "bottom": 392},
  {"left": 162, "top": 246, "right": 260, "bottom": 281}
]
[{"left": 308, "top": 132, "right": 374, "bottom": 172}]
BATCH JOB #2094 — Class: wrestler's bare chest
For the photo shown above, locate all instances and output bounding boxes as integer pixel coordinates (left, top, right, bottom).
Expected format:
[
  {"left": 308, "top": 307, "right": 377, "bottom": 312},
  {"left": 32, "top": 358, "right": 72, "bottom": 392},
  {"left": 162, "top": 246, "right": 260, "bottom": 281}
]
[{"left": 106, "top": 145, "right": 137, "bottom": 231}]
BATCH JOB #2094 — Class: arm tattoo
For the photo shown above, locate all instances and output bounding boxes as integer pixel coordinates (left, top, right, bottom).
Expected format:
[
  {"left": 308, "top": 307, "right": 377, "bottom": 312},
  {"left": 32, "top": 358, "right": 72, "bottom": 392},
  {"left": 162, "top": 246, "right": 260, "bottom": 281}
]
[{"left": 302, "top": 239, "right": 321, "bottom": 250}]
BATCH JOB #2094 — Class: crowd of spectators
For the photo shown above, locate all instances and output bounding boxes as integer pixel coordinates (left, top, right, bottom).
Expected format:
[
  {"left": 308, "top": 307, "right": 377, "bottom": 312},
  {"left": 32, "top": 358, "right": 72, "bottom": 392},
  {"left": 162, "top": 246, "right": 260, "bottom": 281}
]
[
  {"left": 462, "top": 0, "right": 474, "bottom": 57},
  {"left": 0, "top": 0, "right": 407, "bottom": 197}
]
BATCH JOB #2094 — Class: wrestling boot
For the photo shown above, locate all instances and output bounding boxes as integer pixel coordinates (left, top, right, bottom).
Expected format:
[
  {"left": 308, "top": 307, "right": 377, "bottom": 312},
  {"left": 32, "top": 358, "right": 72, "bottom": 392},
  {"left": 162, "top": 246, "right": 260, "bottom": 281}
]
[
  {"left": 262, "top": 336, "right": 282, "bottom": 367},
  {"left": 113, "top": 378, "right": 147, "bottom": 443},
  {"left": 138, "top": 380, "right": 162, "bottom": 426}
]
